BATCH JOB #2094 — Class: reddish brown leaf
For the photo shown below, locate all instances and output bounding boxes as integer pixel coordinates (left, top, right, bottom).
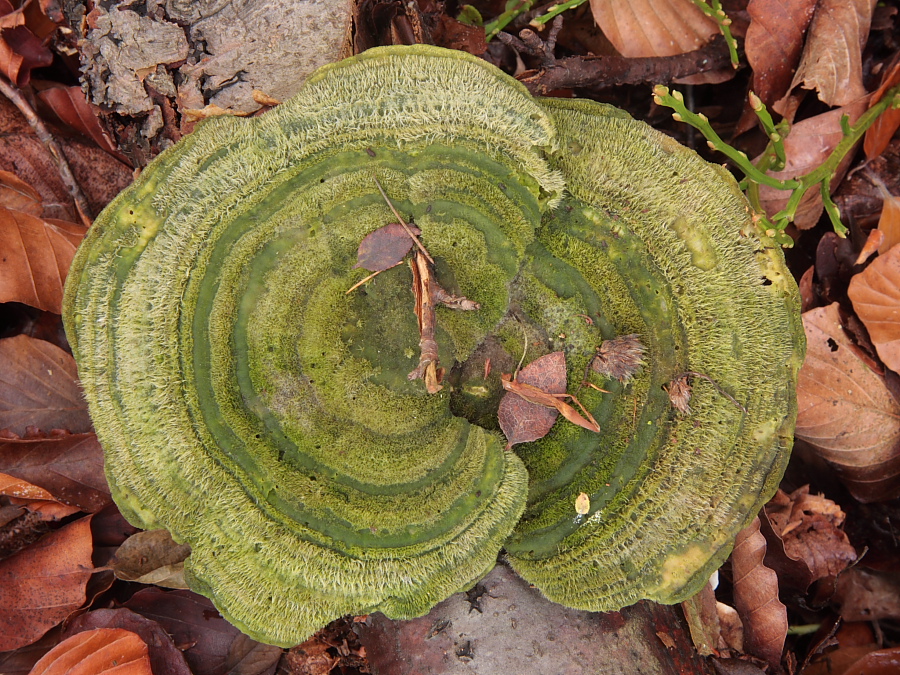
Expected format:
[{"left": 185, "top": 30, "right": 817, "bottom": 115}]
[
  {"left": 855, "top": 228, "right": 884, "bottom": 265},
  {"left": 354, "top": 222, "right": 421, "bottom": 272},
  {"left": 843, "top": 646, "right": 900, "bottom": 674},
  {"left": 123, "top": 588, "right": 275, "bottom": 675},
  {"left": 28, "top": 628, "right": 152, "bottom": 675},
  {"left": 758, "top": 102, "right": 867, "bottom": 229},
  {"left": 0, "top": 472, "right": 80, "bottom": 521},
  {"left": 848, "top": 244, "right": 900, "bottom": 372},
  {"left": 796, "top": 303, "right": 900, "bottom": 501},
  {"left": 0, "top": 628, "right": 62, "bottom": 675},
  {"left": 36, "top": 86, "right": 126, "bottom": 160},
  {"left": 0, "top": 433, "right": 111, "bottom": 512},
  {"left": 0, "top": 96, "right": 132, "bottom": 221},
  {"left": 0, "top": 335, "right": 91, "bottom": 435},
  {"left": 0, "top": 1, "right": 52, "bottom": 88},
  {"left": 589, "top": 0, "right": 718, "bottom": 57},
  {"left": 745, "top": 0, "right": 817, "bottom": 107},
  {"left": 498, "top": 352, "right": 565, "bottom": 449},
  {"left": 63, "top": 609, "right": 192, "bottom": 675},
  {"left": 787, "top": 0, "right": 873, "bottom": 106},
  {"left": 680, "top": 582, "right": 721, "bottom": 657},
  {"left": 0, "top": 515, "right": 93, "bottom": 651},
  {"left": 731, "top": 517, "right": 788, "bottom": 669},
  {"left": 0, "top": 169, "right": 42, "bottom": 214},
  {"left": 834, "top": 568, "right": 900, "bottom": 622},
  {"left": 864, "top": 58, "right": 900, "bottom": 162},
  {"left": 110, "top": 529, "right": 190, "bottom": 588},
  {"left": 0, "top": 206, "right": 84, "bottom": 313},
  {"left": 763, "top": 486, "right": 857, "bottom": 587}
]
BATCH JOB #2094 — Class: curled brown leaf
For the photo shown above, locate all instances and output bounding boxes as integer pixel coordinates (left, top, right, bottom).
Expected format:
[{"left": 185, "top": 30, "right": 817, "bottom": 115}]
[
  {"left": 848, "top": 244, "right": 900, "bottom": 372},
  {"left": 731, "top": 516, "right": 787, "bottom": 669}
]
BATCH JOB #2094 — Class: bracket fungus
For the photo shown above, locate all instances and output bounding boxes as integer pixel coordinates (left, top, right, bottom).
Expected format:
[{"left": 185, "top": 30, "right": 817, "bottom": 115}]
[{"left": 63, "top": 46, "right": 804, "bottom": 647}]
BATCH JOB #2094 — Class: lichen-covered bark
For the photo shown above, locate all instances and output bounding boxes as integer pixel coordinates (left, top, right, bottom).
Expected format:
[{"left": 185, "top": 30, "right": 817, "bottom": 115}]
[{"left": 63, "top": 46, "right": 803, "bottom": 647}]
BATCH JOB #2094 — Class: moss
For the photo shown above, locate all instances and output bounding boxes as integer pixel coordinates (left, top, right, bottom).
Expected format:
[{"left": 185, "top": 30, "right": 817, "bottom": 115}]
[{"left": 63, "top": 46, "right": 803, "bottom": 646}]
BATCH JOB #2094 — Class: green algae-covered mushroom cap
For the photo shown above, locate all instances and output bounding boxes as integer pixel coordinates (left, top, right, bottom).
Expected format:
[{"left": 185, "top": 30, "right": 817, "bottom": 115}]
[{"left": 63, "top": 45, "right": 803, "bottom": 647}]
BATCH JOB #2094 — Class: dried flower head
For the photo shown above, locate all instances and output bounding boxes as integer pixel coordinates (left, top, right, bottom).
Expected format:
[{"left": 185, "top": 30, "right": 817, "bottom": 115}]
[{"left": 591, "top": 334, "right": 645, "bottom": 382}]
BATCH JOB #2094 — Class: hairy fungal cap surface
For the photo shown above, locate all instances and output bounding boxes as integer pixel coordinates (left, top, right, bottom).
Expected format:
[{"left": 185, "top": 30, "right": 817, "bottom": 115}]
[{"left": 63, "top": 46, "right": 804, "bottom": 647}]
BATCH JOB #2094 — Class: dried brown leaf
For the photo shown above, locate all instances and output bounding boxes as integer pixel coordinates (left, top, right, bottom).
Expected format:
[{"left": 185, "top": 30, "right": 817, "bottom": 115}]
[
  {"left": 731, "top": 517, "right": 788, "bottom": 669},
  {"left": 848, "top": 244, "right": 900, "bottom": 372},
  {"left": 0, "top": 335, "right": 91, "bottom": 435},
  {"left": 758, "top": 102, "right": 867, "bottom": 229},
  {"left": 63, "top": 609, "right": 192, "bottom": 675},
  {"left": 834, "top": 568, "right": 900, "bottom": 622},
  {"left": 796, "top": 303, "right": 900, "bottom": 501},
  {"left": 0, "top": 433, "right": 110, "bottom": 512},
  {"left": 745, "top": 0, "right": 817, "bottom": 107},
  {"left": 36, "top": 85, "right": 125, "bottom": 160},
  {"left": 0, "top": 472, "right": 80, "bottom": 521},
  {"left": 788, "top": 0, "right": 874, "bottom": 107},
  {"left": 498, "top": 351, "right": 565, "bottom": 449},
  {"left": 589, "top": 0, "right": 718, "bottom": 57},
  {"left": 123, "top": 588, "right": 275, "bottom": 675},
  {"left": 0, "top": 170, "right": 41, "bottom": 214},
  {"left": 0, "top": 207, "right": 85, "bottom": 313},
  {"left": 843, "top": 646, "right": 900, "bottom": 674},
  {"left": 354, "top": 222, "right": 421, "bottom": 272},
  {"left": 0, "top": 96, "right": 132, "bottom": 220},
  {"left": 110, "top": 529, "right": 190, "bottom": 589},
  {"left": 680, "top": 582, "right": 721, "bottom": 656},
  {"left": 223, "top": 633, "right": 283, "bottom": 675},
  {"left": 874, "top": 187, "right": 900, "bottom": 255},
  {"left": 864, "top": 58, "right": 900, "bottom": 162},
  {"left": 0, "top": 0, "right": 52, "bottom": 88},
  {"left": 666, "top": 374, "right": 692, "bottom": 414},
  {"left": 0, "top": 515, "right": 93, "bottom": 651},
  {"left": 591, "top": 334, "right": 645, "bottom": 382},
  {"left": 28, "top": 628, "right": 152, "bottom": 675},
  {"left": 763, "top": 486, "right": 857, "bottom": 585},
  {"left": 855, "top": 228, "right": 884, "bottom": 265}
]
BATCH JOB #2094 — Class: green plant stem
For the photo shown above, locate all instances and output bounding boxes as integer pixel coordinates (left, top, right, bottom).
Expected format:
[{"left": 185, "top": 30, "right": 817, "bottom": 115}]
[
  {"left": 529, "top": 0, "right": 587, "bottom": 27},
  {"left": 689, "top": 0, "right": 739, "bottom": 68},
  {"left": 484, "top": 0, "right": 535, "bottom": 40},
  {"left": 654, "top": 83, "right": 900, "bottom": 241}
]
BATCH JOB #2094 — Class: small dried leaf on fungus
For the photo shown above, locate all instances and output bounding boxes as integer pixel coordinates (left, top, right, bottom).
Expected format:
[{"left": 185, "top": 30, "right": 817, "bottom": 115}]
[
  {"left": 354, "top": 222, "right": 421, "bottom": 272},
  {"left": 795, "top": 303, "right": 900, "bottom": 501},
  {"left": 498, "top": 352, "right": 565, "bottom": 448}
]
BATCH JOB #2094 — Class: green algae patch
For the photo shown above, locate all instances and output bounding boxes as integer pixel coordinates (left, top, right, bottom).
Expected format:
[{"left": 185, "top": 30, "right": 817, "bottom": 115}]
[{"left": 63, "top": 46, "right": 803, "bottom": 647}]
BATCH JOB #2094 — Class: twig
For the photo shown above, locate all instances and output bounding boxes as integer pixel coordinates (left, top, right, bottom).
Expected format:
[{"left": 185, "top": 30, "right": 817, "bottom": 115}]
[
  {"left": 0, "top": 76, "right": 93, "bottom": 226},
  {"left": 408, "top": 251, "right": 443, "bottom": 393},
  {"left": 518, "top": 34, "right": 731, "bottom": 96},
  {"left": 373, "top": 176, "right": 434, "bottom": 264},
  {"left": 345, "top": 261, "right": 403, "bottom": 294}
]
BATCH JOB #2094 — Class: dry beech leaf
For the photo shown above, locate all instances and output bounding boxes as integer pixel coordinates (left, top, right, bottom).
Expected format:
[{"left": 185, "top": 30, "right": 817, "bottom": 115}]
[
  {"left": 498, "top": 352, "right": 565, "bottom": 449},
  {"left": 0, "top": 335, "right": 92, "bottom": 436},
  {"left": 63, "top": 609, "right": 192, "bottom": 675},
  {"left": 834, "top": 568, "right": 900, "bottom": 622},
  {"left": 864, "top": 58, "right": 900, "bottom": 161},
  {"left": 123, "top": 588, "right": 273, "bottom": 675},
  {"left": 28, "top": 628, "right": 152, "bottom": 675},
  {"left": 874, "top": 186, "right": 900, "bottom": 255},
  {"left": 731, "top": 517, "right": 787, "bottom": 669},
  {"left": 0, "top": 472, "right": 80, "bottom": 521},
  {"left": 36, "top": 86, "right": 126, "bottom": 161},
  {"left": 588, "top": 0, "right": 718, "bottom": 58},
  {"left": 354, "top": 222, "right": 421, "bottom": 272},
  {"left": 110, "top": 529, "right": 191, "bottom": 589},
  {"left": 796, "top": 303, "right": 900, "bottom": 501},
  {"left": 0, "top": 206, "right": 85, "bottom": 313},
  {"left": 745, "top": 0, "right": 817, "bottom": 107},
  {"left": 0, "top": 515, "right": 94, "bottom": 651},
  {"left": 855, "top": 228, "right": 885, "bottom": 265},
  {"left": 763, "top": 486, "right": 857, "bottom": 585},
  {"left": 0, "top": 433, "right": 110, "bottom": 512},
  {"left": 0, "top": 169, "right": 42, "bottom": 214},
  {"left": 848, "top": 243, "right": 900, "bottom": 372},
  {"left": 0, "top": 0, "right": 54, "bottom": 88},
  {"left": 680, "top": 581, "right": 721, "bottom": 656},
  {"left": 758, "top": 102, "right": 867, "bottom": 229},
  {"left": 842, "top": 646, "right": 900, "bottom": 674},
  {"left": 788, "top": 0, "right": 874, "bottom": 107}
]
